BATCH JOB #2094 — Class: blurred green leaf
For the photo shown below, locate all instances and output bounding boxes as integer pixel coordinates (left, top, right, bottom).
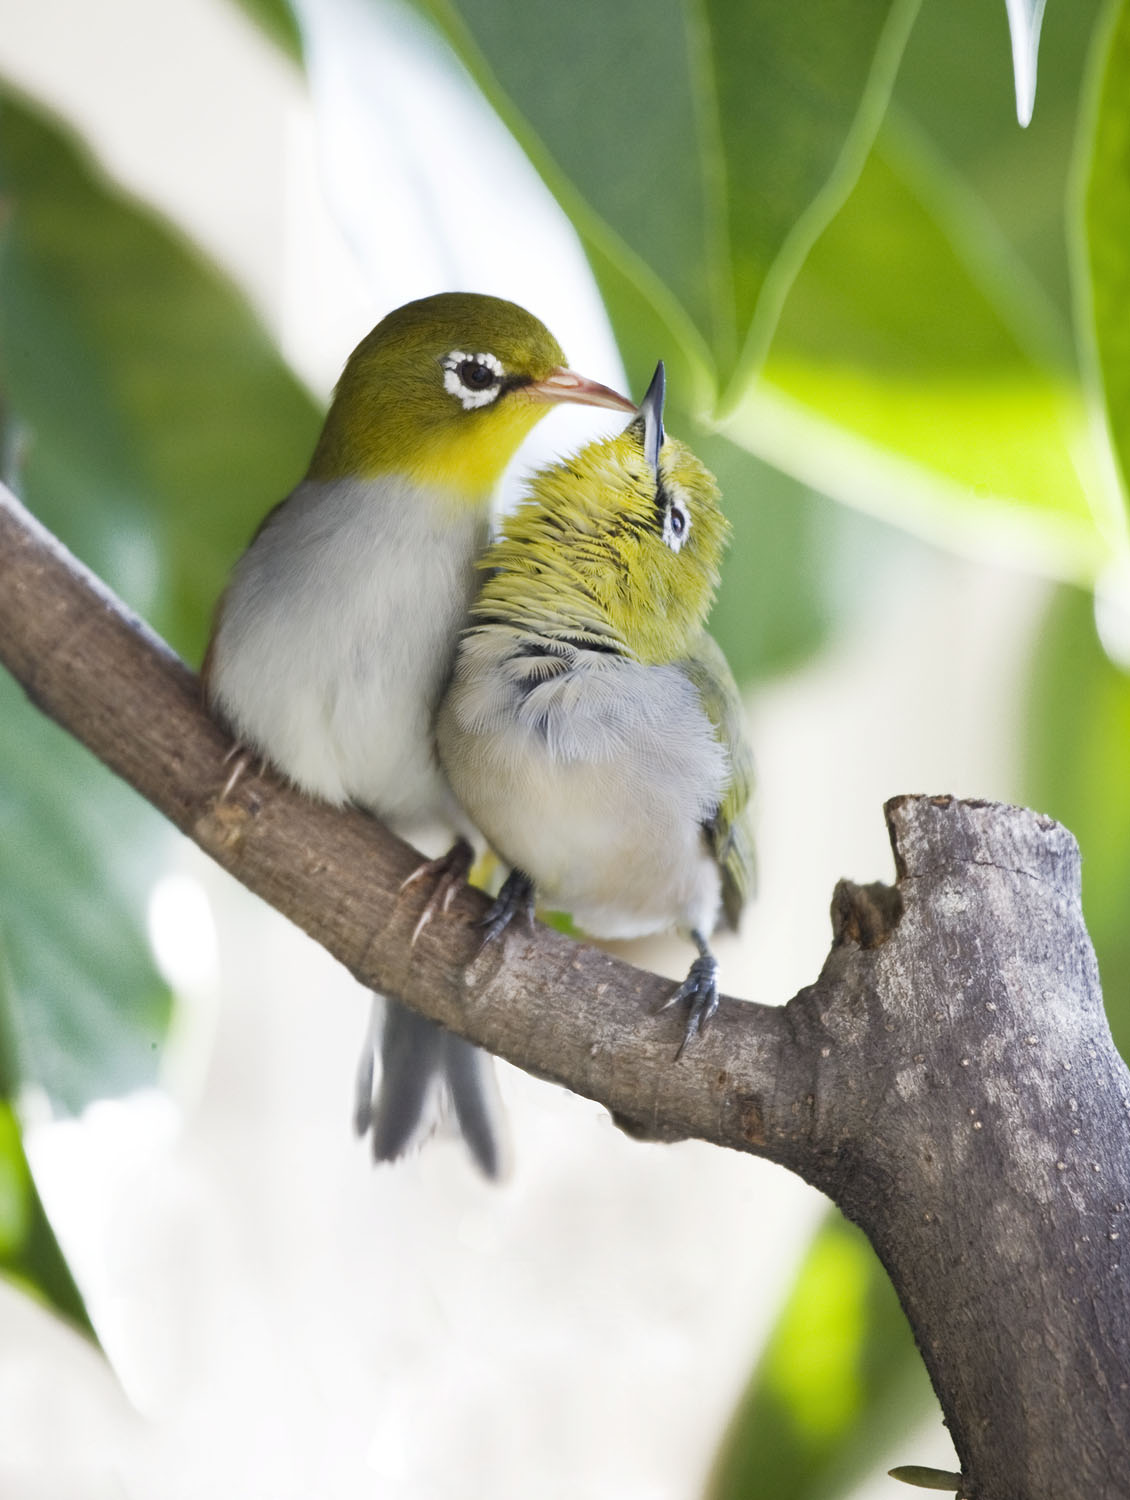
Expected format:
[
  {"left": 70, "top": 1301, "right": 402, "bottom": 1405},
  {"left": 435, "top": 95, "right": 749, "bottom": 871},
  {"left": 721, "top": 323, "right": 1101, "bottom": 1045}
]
[
  {"left": 413, "top": 0, "right": 920, "bottom": 395},
  {"left": 0, "top": 87, "right": 317, "bottom": 1093},
  {"left": 0, "top": 1105, "right": 93, "bottom": 1338},
  {"left": 0, "top": 79, "right": 320, "bottom": 1324},
  {"left": 707, "top": 1214, "right": 938, "bottom": 1500},
  {"left": 0, "top": 956, "right": 92, "bottom": 1336},
  {"left": 0, "top": 670, "right": 171, "bottom": 1113},
  {"left": 0, "top": 81, "right": 321, "bottom": 1110},
  {"left": 231, "top": 0, "right": 304, "bottom": 58},
  {"left": 589, "top": 218, "right": 899, "bottom": 684},
  {"left": 0, "top": 85, "right": 322, "bottom": 663},
  {"left": 1076, "top": 0, "right": 1130, "bottom": 516},
  {"left": 677, "top": 423, "right": 834, "bottom": 683},
  {"left": 1025, "top": 586, "right": 1130, "bottom": 1058},
  {"left": 726, "top": 120, "right": 1108, "bottom": 584}
]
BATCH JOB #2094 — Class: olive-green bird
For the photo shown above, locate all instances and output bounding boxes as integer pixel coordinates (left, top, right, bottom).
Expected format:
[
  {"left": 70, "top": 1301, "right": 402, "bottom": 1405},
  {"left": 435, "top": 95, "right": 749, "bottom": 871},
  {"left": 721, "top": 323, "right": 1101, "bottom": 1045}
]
[
  {"left": 436, "top": 363, "right": 754, "bottom": 1052},
  {"left": 203, "top": 292, "right": 634, "bottom": 1174}
]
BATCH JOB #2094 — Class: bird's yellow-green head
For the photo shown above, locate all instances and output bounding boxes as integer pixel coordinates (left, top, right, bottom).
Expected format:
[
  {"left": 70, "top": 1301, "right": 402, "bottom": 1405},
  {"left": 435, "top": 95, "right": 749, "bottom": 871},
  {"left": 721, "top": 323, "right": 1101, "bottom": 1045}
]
[
  {"left": 474, "top": 363, "right": 729, "bottom": 665},
  {"left": 306, "top": 291, "right": 634, "bottom": 503}
]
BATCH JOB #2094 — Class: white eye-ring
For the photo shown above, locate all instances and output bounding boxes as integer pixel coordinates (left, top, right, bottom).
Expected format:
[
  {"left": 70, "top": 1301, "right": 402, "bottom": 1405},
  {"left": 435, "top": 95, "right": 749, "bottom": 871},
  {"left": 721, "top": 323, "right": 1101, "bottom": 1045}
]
[
  {"left": 662, "top": 488, "right": 691, "bottom": 552},
  {"left": 442, "top": 350, "right": 505, "bottom": 410}
]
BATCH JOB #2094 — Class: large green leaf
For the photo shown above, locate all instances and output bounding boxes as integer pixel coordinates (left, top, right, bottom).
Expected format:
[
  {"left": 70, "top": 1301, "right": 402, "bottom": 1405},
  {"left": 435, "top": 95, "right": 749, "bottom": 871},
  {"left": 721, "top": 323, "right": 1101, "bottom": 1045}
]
[
  {"left": 707, "top": 1214, "right": 938, "bottom": 1500},
  {"left": 1076, "top": 0, "right": 1130, "bottom": 516},
  {"left": 715, "top": 0, "right": 1114, "bottom": 584},
  {"left": 726, "top": 121, "right": 1109, "bottom": 584},
  {"left": 413, "top": 0, "right": 920, "bottom": 396},
  {"left": 895, "top": 0, "right": 1104, "bottom": 324},
  {"left": 1024, "top": 587, "right": 1130, "bottom": 1059}
]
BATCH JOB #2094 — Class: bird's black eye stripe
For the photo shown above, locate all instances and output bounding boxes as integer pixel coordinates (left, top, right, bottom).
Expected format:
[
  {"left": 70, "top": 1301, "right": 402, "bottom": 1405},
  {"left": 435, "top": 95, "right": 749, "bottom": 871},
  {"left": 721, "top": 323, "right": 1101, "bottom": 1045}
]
[
  {"left": 500, "top": 373, "right": 529, "bottom": 395},
  {"left": 654, "top": 476, "right": 671, "bottom": 532}
]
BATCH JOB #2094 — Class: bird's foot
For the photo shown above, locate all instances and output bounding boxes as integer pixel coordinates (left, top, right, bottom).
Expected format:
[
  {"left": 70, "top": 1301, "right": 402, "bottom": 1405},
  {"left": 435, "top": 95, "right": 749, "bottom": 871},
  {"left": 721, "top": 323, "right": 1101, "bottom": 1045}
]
[
  {"left": 657, "top": 932, "right": 719, "bottom": 1059},
  {"left": 478, "top": 868, "right": 537, "bottom": 947},
  {"left": 400, "top": 837, "right": 475, "bottom": 946}
]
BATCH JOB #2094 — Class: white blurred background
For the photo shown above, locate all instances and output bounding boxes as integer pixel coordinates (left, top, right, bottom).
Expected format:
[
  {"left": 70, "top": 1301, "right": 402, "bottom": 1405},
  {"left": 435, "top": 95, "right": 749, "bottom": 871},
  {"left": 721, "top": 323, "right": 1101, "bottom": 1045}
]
[{"left": 0, "top": 0, "right": 1044, "bottom": 1493}]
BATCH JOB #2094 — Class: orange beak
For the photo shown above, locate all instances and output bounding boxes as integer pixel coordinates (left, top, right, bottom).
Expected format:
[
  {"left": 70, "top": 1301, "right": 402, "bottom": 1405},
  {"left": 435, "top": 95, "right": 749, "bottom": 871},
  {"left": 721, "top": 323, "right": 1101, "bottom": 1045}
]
[{"left": 524, "top": 367, "right": 637, "bottom": 414}]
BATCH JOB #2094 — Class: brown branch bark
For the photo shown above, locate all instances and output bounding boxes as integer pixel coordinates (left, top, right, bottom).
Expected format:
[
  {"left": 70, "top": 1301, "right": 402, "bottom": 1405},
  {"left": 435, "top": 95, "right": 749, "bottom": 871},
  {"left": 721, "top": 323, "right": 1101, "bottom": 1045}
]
[{"left": 2, "top": 478, "right": 1129, "bottom": 1498}]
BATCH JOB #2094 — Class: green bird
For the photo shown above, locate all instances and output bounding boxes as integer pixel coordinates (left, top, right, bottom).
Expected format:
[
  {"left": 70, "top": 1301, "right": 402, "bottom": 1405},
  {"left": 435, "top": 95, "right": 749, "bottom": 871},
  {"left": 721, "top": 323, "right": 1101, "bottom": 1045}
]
[
  {"left": 437, "top": 363, "right": 754, "bottom": 1052},
  {"left": 203, "top": 292, "right": 634, "bottom": 1174}
]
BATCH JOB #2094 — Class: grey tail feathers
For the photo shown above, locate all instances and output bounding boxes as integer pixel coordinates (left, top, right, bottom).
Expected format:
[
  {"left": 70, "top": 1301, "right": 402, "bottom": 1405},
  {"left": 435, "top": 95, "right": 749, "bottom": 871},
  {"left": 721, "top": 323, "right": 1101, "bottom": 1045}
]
[{"left": 354, "top": 997, "right": 506, "bottom": 1180}]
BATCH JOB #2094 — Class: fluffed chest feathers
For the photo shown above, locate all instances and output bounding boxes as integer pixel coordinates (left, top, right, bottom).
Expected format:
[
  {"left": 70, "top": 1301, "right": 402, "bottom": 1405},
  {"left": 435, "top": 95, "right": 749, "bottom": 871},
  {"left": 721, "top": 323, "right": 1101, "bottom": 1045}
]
[
  {"left": 437, "top": 631, "right": 731, "bottom": 937},
  {"left": 208, "top": 475, "right": 488, "bottom": 820}
]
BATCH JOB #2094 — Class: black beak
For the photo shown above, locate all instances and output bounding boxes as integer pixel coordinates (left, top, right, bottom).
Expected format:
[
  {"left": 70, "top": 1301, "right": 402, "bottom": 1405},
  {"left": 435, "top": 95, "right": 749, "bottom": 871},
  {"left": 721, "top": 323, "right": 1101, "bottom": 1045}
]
[{"left": 627, "top": 361, "right": 665, "bottom": 483}]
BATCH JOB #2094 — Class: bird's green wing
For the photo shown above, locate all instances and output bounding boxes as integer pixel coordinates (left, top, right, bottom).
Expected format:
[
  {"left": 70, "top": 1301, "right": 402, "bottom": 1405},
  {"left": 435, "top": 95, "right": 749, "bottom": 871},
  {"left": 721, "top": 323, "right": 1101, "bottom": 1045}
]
[{"left": 678, "top": 630, "right": 756, "bottom": 930}]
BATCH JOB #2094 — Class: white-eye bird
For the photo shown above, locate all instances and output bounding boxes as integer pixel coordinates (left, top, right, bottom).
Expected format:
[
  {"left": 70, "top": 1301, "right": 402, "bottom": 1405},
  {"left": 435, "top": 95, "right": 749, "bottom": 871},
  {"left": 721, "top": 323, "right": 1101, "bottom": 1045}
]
[
  {"left": 203, "top": 292, "right": 635, "bottom": 1175},
  {"left": 436, "top": 363, "right": 754, "bottom": 1053}
]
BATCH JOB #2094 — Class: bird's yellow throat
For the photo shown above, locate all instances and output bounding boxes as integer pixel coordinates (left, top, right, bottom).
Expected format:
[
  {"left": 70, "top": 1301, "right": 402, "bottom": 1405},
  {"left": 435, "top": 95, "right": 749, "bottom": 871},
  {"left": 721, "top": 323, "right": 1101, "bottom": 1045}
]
[
  {"left": 306, "top": 384, "right": 551, "bottom": 503},
  {"left": 472, "top": 428, "right": 728, "bottom": 665}
]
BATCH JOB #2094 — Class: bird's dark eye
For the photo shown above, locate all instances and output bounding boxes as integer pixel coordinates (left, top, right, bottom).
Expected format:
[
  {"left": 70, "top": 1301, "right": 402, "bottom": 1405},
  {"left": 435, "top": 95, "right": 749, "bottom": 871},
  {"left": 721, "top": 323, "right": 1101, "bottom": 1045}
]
[
  {"left": 459, "top": 359, "right": 496, "bottom": 389},
  {"left": 442, "top": 349, "right": 506, "bottom": 409},
  {"left": 660, "top": 488, "right": 691, "bottom": 552}
]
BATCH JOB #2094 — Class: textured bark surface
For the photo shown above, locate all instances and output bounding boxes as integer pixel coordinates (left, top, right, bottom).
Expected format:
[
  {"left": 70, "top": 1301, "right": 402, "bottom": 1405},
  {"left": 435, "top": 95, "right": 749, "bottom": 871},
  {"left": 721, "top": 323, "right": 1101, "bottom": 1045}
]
[
  {"left": 2, "top": 480, "right": 1129, "bottom": 1498},
  {"left": 786, "top": 799, "right": 1130, "bottom": 1498}
]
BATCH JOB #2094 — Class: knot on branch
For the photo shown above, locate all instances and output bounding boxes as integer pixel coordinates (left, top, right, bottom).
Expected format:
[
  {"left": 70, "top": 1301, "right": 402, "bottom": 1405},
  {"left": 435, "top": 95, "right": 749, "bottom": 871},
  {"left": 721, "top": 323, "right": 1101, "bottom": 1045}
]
[{"left": 831, "top": 880, "right": 902, "bottom": 948}]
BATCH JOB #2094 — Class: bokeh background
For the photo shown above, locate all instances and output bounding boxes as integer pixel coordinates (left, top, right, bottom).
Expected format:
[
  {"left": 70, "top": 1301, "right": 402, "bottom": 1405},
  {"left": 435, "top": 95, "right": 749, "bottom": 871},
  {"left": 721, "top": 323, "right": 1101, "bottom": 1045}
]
[{"left": 1, "top": 0, "right": 1129, "bottom": 1495}]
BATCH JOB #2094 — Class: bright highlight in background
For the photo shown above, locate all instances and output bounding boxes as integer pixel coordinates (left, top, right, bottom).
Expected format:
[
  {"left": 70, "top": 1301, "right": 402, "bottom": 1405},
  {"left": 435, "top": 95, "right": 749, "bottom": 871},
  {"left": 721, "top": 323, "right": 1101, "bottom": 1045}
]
[{"left": 147, "top": 874, "right": 220, "bottom": 993}]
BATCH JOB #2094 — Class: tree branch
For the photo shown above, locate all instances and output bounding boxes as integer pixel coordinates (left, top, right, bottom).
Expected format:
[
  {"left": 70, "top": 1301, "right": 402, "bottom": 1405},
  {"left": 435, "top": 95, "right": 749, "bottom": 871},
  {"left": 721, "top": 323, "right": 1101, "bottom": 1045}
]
[
  {"left": 2, "top": 478, "right": 1129, "bottom": 1498},
  {"left": 0, "top": 482, "right": 798, "bottom": 1144}
]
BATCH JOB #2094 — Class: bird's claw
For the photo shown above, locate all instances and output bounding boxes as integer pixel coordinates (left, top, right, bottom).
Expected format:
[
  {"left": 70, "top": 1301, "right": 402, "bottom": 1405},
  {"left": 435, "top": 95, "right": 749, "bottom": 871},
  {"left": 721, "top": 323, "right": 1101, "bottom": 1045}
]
[
  {"left": 219, "top": 742, "right": 253, "bottom": 802},
  {"left": 400, "top": 837, "right": 475, "bottom": 946},
  {"left": 218, "top": 741, "right": 270, "bottom": 802},
  {"left": 478, "top": 869, "right": 537, "bottom": 948},
  {"left": 659, "top": 953, "right": 720, "bottom": 1060}
]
